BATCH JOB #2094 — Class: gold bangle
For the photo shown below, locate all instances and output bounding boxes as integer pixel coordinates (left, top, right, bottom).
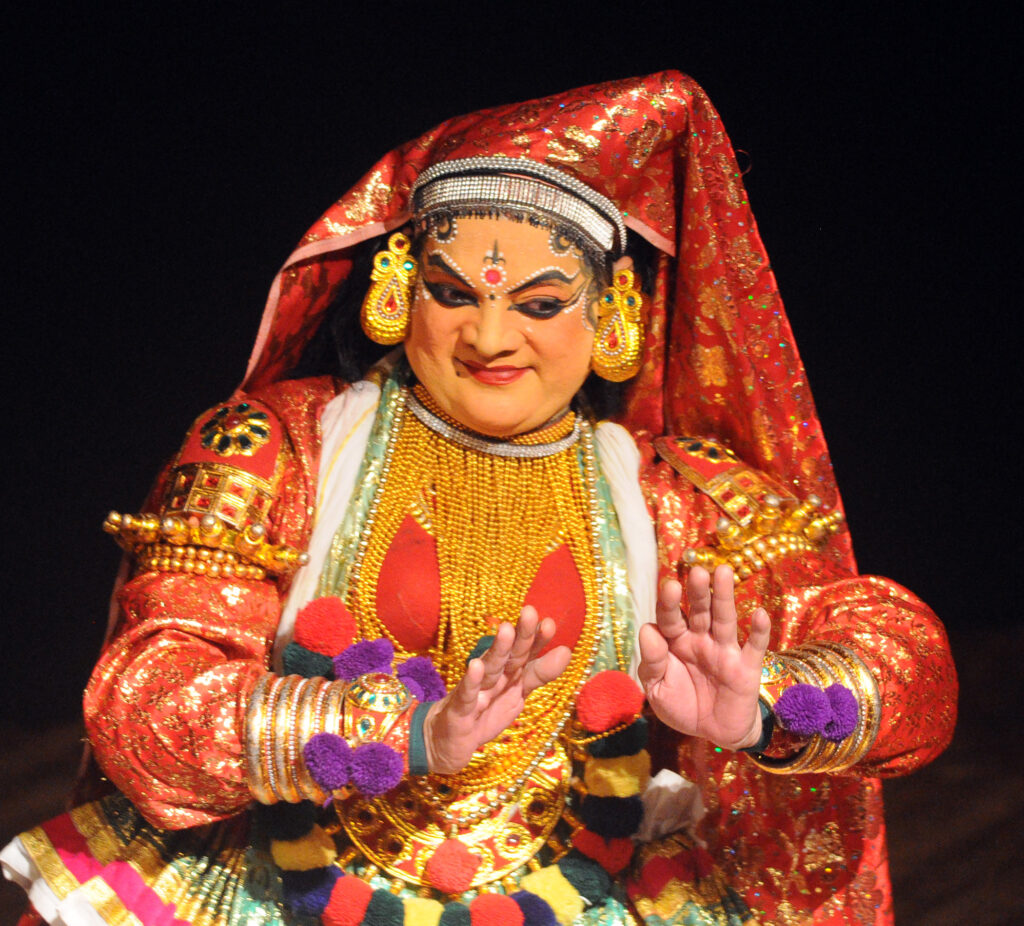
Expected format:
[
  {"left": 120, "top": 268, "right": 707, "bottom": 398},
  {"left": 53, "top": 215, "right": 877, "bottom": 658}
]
[
  {"left": 787, "top": 648, "right": 845, "bottom": 773},
  {"left": 749, "top": 643, "right": 881, "bottom": 775},
  {"left": 244, "top": 674, "right": 273, "bottom": 803},
  {"left": 272, "top": 676, "right": 301, "bottom": 803},
  {"left": 261, "top": 675, "right": 287, "bottom": 802},
  {"left": 809, "top": 642, "right": 881, "bottom": 769},
  {"left": 291, "top": 678, "right": 329, "bottom": 803},
  {"left": 748, "top": 652, "right": 835, "bottom": 775}
]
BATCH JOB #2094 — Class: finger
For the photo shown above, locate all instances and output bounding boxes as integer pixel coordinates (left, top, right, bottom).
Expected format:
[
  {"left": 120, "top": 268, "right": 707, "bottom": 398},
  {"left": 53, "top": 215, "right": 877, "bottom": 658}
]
[
  {"left": 655, "top": 578, "right": 687, "bottom": 641},
  {"left": 709, "top": 565, "right": 739, "bottom": 646},
  {"left": 449, "top": 658, "right": 485, "bottom": 717},
  {"left": 685, "top": 566, "right": 712, "bottom": 635},
  {"left": 478, "top": 622, "right": 516, "bottom": 688},
  {"left": 521, "top": 645, "right": 571, "bottom": 694},
  {"left": 522, "top": 616, "right": 557, "bottom": 663},
  {"left": 504, "top": 607, "right": 540, "bottom": 673},
  {"left": 741, "top": 607, "right": 772, "bottom": 668},
  {"left": 636, "top": 622, "right": 670, "bottom": 689}
]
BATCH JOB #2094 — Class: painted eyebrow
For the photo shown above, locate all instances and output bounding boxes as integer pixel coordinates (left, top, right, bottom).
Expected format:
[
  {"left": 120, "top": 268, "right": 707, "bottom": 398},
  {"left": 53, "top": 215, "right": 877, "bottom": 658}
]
[
  {"left": 507, "top": 269, "right": 580, "bottom": 294},
  {"left": 425, "top": 253, "right": 473, "bottom": 289}
]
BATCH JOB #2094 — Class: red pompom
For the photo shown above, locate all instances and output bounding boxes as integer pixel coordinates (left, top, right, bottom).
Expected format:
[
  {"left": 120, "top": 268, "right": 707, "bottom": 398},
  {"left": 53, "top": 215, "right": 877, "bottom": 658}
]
[
  {"left": 572, "top": 828, "right": 635, "bottom": 874},
  {"left": 294, "top": 597, "right": 357, "bottom": 657},
  {"left": 322, "top": 875, "right": 373, "bottom": 926},
  {"left": 576, "top": 671, "right": 644, "bottom": 733},
  {"left": 470, "top": 892, "right": 524, "bottom": 926},
  {"left": 424, "top": 838, "right": 481, "bottom": 894}
]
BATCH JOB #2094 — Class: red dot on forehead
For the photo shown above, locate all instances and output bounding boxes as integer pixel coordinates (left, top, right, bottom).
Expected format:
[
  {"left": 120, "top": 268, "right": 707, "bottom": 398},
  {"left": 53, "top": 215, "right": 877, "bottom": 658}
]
[{"left": 484, "top": 268, "right": 503, "bottom": 284}]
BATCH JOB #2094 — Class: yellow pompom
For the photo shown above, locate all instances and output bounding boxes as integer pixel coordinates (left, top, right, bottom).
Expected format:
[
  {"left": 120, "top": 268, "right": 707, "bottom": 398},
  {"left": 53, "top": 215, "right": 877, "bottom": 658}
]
[
  {"left": 269, "top": 825, "right": 337, "bottom": 871},
  {"left": 583, "top": 749, "right": 651, "bottom": 797},
  {"left": 404, "top": 897, "right": 444, "bottom": 926},
  {"left": 519, "top": 866, "right": 583, "bottom": 926}
]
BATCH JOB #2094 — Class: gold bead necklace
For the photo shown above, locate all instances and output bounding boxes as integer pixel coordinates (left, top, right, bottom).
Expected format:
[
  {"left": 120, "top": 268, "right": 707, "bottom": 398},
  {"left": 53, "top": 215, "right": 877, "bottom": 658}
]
[{"left": 347, "top": 386, "right": 605, "bottom": 799}]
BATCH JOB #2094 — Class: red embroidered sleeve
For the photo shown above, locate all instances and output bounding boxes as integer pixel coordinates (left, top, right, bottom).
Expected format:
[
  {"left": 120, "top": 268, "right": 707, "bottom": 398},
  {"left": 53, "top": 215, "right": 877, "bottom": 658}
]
[
  {"left": 83, "top": 378, "right": 336, "bottom": 829},
  {"left": 637, "top": 436, "right": 957, "bottom": 777}
]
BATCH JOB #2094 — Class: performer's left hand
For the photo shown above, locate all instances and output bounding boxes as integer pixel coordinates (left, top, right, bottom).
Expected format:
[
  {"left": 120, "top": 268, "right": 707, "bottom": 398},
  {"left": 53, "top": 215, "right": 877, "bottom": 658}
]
[{"left": 638, "top": 565, "right": 770, "bottom": 750}]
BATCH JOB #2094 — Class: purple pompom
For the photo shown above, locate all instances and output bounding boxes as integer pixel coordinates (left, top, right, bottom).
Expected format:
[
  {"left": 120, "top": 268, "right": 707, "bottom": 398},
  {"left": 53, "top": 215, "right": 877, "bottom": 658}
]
[
  {"left": 350, "top": 742, "right": 404, "bottom": 796},
  {"left": 333, "top": 638, "right": 394, "bottom": 681},
  {"left": 397, "top": 656, "right": 447, "bottom": 702},
  {"left": 822, "top": 684, "right": 858, "bottom": 741},
  {"left": 303, "top": 733, "right": 351, "bottom": 790},
  {"left": 775, "top": 684, "right": 831, "bottom": 736},
  {"left": 511, "top": 891, "right": 558, "bottom": 926},
  {"left": 280, "top": 866, "right": 341, "bottom": 916}
]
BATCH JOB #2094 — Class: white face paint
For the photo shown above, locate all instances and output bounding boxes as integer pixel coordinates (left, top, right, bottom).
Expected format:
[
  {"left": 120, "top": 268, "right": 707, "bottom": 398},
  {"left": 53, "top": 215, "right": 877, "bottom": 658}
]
[{"left": 404, "top": 216, "right": 598, "bottom": 437}]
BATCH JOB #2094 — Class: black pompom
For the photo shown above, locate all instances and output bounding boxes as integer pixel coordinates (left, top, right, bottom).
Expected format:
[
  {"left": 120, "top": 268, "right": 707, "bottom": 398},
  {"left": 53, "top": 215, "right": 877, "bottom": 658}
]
[
  {"left": 588, "top": 717, "right": 649, "bottom": 758},
  {"left": 580, "top": 794, "right": 644, "bottom": 838},
  {"left": 256, "top": 800, "right": 318, "bottom": 841}
]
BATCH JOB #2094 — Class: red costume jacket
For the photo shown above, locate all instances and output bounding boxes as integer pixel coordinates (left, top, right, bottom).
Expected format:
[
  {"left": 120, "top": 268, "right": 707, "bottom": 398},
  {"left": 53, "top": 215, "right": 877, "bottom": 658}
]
[{"left": 82, "top": 376, "right": 957, "bottom": 925}]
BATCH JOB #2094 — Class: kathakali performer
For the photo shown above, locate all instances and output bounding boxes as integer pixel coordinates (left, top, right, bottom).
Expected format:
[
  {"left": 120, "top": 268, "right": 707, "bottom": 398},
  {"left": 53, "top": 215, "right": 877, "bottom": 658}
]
[{"left": 1, "top": 71, "right": 956, "bottom": 926}]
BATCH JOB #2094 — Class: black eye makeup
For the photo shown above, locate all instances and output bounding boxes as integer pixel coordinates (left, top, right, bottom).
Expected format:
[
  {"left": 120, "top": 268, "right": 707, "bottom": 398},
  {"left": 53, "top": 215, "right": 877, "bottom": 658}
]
[
  {"left": 512, "top": 296, "right": 576, "bottom": 320},
  {"left": 423, "top": 280, "right": 477, "bottom": 308}
]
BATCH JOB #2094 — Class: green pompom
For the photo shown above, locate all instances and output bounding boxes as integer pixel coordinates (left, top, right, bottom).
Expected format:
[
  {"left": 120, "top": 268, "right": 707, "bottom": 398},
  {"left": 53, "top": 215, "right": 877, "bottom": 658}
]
[
  {"left": 282, "top": 641, "right": 333, "bottom": 679},
  {"left": 439, "top": 901, "right": 472, "bottom": 926},
  {"left": 362, "top": 887, "right": 405, "bottom": 925},
  {"left": 558, "top": 852, "right": 613, "bottom": 904}
]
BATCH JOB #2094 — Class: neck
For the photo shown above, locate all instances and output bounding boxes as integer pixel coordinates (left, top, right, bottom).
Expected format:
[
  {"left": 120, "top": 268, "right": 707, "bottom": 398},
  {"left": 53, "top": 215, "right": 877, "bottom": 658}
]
[{"left": 409, "top": 384, "right": 577, "bottom": 452}]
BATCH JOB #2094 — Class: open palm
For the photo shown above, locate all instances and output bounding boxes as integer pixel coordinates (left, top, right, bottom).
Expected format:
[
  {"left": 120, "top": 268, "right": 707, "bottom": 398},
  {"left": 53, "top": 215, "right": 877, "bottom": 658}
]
[
  {"left": 424, "top": 607, "right": 571, "bottom": 774},
  {"left": 638, "top": 565, "right": 769, "bottom": 750}
]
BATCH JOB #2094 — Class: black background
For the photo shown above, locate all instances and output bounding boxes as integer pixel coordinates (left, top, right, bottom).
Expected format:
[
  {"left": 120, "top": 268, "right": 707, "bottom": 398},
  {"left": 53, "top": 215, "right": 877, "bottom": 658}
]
[{"left": 4, "top": 4, "right": 1017, "bottom": 728}]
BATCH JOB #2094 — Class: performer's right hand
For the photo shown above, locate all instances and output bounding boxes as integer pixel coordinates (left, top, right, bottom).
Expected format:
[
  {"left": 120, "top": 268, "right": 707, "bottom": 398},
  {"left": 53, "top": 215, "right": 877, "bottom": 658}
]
[{"left": 423, "top": 607, "right": 571, "bottom": 774}]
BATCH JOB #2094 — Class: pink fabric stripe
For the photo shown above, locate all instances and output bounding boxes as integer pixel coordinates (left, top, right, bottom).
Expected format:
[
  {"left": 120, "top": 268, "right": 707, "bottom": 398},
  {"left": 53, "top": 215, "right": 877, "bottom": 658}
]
[
  {"left": 40, "top": 813, "right": 191, "bottom": 926},
  {"left": 40, "top": 814, "right": 93, "bottom": 885}
]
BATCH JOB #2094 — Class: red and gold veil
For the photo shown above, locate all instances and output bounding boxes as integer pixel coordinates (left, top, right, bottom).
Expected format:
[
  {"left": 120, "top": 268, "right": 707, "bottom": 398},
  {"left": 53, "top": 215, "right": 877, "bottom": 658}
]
[{"left": 244, "top": 70, "right": 851, "bottom": 563}]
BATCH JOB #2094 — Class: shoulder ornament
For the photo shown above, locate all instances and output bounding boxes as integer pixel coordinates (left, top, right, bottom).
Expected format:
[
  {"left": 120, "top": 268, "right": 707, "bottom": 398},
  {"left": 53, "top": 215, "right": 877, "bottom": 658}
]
[
  {"left": 103, "top": 399, "right": 308, "bottom": 579},
  {"left": 653, "top": 436, "right": 843, "bottom": 580}
]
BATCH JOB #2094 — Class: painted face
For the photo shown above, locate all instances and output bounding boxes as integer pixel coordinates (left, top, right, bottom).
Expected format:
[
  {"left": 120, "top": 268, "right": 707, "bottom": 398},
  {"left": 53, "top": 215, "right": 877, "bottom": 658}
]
[{"left": 404, "top": 215, "right": 598, "bottom": 437}]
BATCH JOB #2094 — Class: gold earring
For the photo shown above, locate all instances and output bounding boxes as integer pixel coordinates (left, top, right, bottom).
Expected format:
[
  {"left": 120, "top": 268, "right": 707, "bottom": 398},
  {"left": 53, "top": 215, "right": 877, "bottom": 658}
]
[
  {"left": 591, "top": 268, "right": 643, "bottom": 381},
  {"left": 360, "top": 232, "right": 418, "bottom": 345}
]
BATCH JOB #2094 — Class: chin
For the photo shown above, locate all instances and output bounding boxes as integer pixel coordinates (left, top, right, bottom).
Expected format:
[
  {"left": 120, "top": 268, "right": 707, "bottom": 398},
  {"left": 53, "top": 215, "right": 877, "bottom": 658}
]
[{"left": 462, "top": 414, "right": 530, "bottom": 438}]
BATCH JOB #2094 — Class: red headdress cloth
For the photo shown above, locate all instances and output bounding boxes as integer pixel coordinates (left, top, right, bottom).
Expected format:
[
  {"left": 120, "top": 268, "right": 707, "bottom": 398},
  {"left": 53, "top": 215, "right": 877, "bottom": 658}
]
[{"left": 244, "top": 71, "right": 844, "bottom": 521}]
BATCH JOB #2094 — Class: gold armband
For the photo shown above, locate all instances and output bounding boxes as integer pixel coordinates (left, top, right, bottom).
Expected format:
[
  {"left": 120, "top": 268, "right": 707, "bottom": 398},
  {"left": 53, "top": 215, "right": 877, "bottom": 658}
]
[
  {"left": 104, "top": 510, "right": 309, "bottom": 578},
  {"left": 682, "top": 496, "right": 843, "bottom": 580},
  {"left": 654, "top": 436, "right": 844, "bottom": 581},
  {"left": 749, "top": 645, "right": 880, "bottom": 775}
]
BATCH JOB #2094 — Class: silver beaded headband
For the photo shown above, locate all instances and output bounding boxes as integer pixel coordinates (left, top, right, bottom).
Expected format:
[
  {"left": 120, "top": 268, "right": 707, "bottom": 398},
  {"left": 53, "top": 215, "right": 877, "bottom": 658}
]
[{"left": 411, "top": 156, "right": 626, "bottom": 256}]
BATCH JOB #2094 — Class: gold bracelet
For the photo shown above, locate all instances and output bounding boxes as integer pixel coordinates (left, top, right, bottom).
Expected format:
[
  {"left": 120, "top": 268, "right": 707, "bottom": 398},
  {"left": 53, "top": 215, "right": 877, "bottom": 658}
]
[
  {"left": 244, "top": 674, "right": 273, "bottom": 803},
  {"left": 787, "top": 648, "right": 845, "bottom": 773},
  {"left": 272, "top": 676, "right": 302, "bottom": 803},
  {"left": 749, "top": 643, "right": 881, "bottom": 775},
  {"left": 245, "top": 673, "right": 351, "bottom": 803},
  {"left": 261, "top": 675, "right": 287, "bottom": 801},
  {"left": 291, "top": 678, "right": 328, "bottom": 803},
  {"left": 807, "top": 642, "right": 881, "bottom": 770}
]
